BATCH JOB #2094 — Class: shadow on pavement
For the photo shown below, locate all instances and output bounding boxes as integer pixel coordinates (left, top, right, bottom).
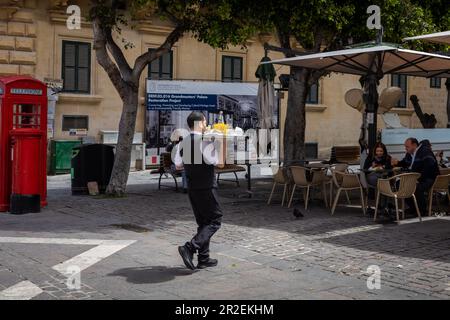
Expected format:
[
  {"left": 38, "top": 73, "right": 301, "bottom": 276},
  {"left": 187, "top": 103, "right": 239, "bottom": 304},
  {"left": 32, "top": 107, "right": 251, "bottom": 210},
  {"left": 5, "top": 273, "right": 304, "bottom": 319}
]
[{"left": 108, "top": 266, "right": 197, "bottom": 284}]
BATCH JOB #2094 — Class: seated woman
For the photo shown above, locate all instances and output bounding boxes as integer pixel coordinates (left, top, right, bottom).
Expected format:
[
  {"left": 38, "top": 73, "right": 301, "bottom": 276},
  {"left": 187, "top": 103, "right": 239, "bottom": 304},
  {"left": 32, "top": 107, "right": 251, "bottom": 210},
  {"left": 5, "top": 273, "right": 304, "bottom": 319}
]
[
  {"left": 364, "top": 142, "right": 395, "bottom": 217},
  {"left": 364, "top": 142, "right": 393, "bottom": 188}
]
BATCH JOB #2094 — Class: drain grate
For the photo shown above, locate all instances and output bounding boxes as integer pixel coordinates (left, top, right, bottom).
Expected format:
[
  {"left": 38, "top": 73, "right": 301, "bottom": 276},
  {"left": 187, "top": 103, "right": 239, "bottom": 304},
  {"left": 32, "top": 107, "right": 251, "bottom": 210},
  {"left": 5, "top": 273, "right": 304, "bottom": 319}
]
[{"left": 109, "top": 224, "right": 152, "bottom": 233}]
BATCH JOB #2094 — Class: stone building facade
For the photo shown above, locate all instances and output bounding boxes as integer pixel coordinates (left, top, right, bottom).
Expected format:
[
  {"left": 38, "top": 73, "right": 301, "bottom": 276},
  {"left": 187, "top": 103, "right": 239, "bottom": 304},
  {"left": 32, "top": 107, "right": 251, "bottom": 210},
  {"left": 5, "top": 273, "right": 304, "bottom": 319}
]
[{"left": 1, "top": 0, "right": 448, "bottom": 160}]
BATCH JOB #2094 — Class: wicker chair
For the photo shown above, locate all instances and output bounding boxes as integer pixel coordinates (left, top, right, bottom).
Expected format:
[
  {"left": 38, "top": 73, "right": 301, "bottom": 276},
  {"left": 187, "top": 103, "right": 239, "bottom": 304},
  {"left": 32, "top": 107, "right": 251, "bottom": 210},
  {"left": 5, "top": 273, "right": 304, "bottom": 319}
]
[
  {"left": 427, "top": 173, "right": 450, "bottom": 216},
  {"left": 267, "top": 167, "right": 290, "bottom": 207},
  {"left": 331, "top": 171, "right": 366, "bottom": 215},
  {"left": 326, "top": 164, "right": 351, "bottom": 206},
  {"left": 374, "top": 173, "right": 422, "bottom": 222},
  {"left": 288, "top": 166, "right": 328, "bottom": 209}
]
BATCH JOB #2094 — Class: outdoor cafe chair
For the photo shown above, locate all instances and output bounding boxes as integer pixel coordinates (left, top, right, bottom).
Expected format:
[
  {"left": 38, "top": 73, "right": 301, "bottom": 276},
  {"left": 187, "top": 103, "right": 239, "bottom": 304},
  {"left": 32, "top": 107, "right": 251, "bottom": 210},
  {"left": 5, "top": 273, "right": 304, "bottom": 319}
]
[
  {"left": 327, "top": 164, "right": 351, "bottom": 206},
  {"left": 331, "top": 171, "right": 366, "bottom": 216},
  {"left": 288, "top": 166, "right": 329, "bottom": 210},
  {"left": 427, "top": 173, "right": 450, "bottom": 216},
  {"left": 373, "top": 173, "right": 422, "bottom": 222},
  {"left": 267, "top": 167, "right": 290, "bottom": 207}
]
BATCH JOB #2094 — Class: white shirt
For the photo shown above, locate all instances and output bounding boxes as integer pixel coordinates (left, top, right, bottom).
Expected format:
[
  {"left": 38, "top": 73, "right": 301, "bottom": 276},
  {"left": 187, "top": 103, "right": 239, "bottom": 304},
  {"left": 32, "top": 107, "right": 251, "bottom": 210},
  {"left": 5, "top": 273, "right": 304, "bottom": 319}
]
[
  {"left": 174, "top": 131, "right": 219, "bottom": 168},
  {"left": 409, "top": 144, "right": 422, "bottom": 170}
]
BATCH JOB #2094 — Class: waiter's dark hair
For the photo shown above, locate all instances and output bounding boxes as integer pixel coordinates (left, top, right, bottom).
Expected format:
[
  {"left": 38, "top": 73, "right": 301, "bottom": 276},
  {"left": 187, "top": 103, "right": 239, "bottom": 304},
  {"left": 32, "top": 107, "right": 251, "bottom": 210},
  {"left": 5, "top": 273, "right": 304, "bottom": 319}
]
[
  {"left": 406, "top": 137, "right": 419, "bottom": 146},
  {"left": 187, "top": 112, "right": 206, "bottom": 129}
]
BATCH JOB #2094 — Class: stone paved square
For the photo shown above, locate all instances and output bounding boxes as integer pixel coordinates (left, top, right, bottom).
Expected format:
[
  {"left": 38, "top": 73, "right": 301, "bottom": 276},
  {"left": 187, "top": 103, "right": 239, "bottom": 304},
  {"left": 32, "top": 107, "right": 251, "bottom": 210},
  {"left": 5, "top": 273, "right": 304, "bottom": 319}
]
[{"left": 0, "top": 171, "right": 449, "bottom": 300}]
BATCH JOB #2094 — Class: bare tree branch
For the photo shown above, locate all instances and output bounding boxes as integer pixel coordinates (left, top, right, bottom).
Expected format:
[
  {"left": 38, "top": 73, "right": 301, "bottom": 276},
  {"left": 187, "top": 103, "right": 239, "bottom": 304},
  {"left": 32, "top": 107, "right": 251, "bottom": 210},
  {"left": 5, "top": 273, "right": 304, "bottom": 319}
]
[
  {"left": 309, "top": 70, "right": 329, "bottom": 86},
  {"left": 277, "top": 29, "right": 293, "bottom": 58},
  {"left": 106, "top": 30, "right": 132, "bottom": 81},
  {"left": 132, "top": 24, "right": 186, "bottom": 80},
  {"left": 92, "top": 17, "right": 129, "bottom": 99}
]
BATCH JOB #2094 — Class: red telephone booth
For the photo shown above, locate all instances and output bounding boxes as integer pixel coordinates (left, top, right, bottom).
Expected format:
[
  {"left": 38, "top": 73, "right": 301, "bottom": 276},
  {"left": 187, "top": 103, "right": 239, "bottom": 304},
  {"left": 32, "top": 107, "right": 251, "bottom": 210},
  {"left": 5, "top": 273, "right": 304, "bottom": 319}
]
[{"left": 0, "top": 76, "right": 48, "bottom": 213}]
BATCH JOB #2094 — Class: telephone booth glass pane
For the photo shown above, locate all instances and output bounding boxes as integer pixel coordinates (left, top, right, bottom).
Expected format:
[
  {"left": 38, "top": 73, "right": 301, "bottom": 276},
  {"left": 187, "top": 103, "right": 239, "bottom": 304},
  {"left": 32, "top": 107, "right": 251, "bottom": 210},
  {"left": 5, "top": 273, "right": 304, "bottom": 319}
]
[{"left": 13, "top": 104, "right": 41, "bottom": 129}]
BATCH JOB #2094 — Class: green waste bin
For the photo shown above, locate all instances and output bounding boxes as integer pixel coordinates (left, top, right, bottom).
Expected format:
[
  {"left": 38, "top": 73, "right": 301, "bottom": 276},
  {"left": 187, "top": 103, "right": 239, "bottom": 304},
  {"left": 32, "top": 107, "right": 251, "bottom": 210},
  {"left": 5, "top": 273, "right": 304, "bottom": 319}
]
[{"left": 49, "top": 140, "right": 81, "bottom": 175}]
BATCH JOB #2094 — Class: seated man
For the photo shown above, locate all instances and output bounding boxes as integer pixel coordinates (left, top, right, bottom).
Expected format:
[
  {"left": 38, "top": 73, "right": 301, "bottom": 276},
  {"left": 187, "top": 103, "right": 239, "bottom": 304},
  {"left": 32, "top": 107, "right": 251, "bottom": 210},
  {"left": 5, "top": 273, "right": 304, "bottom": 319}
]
[{"left": 392, "top": 138, "right": 440, "bottom": 216}]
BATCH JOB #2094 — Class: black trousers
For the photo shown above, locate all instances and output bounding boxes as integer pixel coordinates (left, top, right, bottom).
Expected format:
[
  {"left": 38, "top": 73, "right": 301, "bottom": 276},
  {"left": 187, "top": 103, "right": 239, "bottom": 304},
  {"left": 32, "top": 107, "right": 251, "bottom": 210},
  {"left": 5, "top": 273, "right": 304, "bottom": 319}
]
[
  {"left": 186, "top": 188, "right": 223, "bottom": 261},
  {"left": 405, "top": 179, "right": 435, "bottom": 214}
]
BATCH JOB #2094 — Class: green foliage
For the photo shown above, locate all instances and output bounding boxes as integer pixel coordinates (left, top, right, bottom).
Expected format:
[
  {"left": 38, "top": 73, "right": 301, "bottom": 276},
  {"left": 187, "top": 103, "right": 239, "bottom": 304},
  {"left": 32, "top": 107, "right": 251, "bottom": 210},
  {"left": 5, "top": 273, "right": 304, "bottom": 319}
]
[
  {"left": 90, "top": 0, "right": 258, "bottom": 50},
  {"left": 348, "top": 0, "right": 448, "bottom": 51},
  {"left": 224, "top": 0, "right": 448, "bottom": 53},
  {"left": 90, "top": 1, "right": 448, "bottom": 53}
]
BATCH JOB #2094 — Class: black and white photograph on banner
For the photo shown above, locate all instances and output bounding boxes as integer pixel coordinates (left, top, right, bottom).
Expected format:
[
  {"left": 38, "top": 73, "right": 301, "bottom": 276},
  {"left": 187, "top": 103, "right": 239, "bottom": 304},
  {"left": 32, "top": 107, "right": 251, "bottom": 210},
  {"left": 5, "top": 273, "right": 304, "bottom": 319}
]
[{"left": 145, "top": 80, "right": 280, "bottom": 167}]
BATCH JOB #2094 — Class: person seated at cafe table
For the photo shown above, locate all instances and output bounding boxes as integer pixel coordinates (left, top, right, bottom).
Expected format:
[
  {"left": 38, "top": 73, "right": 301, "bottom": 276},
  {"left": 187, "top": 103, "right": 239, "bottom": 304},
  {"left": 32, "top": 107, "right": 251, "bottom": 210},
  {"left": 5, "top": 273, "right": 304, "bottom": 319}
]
[
  {"left": 363, "top": 142, "right": 394, "bottom": 216},
  {"left": 363, "top": 142, "right": 393, "bottom": 187},
  {"left": 391, "top": 137, "right": 440, "bottom": 216}
]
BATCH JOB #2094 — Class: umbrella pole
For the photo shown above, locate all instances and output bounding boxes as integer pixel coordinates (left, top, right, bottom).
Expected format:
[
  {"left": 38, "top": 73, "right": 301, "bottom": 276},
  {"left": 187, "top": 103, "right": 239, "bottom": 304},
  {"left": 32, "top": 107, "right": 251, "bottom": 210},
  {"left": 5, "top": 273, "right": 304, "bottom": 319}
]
[
  {"left": 363, "top": 73, "right": 379, "bottom": 152},
  {"left": 446, "top": 79, "right": 450, "bottom": 128}
]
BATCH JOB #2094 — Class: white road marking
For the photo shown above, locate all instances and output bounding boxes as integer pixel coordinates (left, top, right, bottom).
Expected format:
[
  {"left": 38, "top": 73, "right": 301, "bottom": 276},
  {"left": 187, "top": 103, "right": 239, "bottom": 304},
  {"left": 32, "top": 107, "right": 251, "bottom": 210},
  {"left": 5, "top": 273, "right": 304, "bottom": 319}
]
[
  {"left": 0, "top": 281, "right": 43, "bottom": 300},
  {"left": 0, "top": 237, "right": 134, "bottom": 246},
  {"left": 53, "top": 241, "right": 136, "bottom": 275},
  {"left": 0, "top": 237, "right": 137, "bottom": 300}
]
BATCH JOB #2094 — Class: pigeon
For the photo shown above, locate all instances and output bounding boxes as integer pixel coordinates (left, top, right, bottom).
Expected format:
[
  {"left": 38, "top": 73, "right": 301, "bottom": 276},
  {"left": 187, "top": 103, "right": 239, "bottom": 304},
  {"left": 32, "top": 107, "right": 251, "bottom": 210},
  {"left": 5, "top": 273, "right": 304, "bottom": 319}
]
[{"left": 293, "top": 208, "right": 304, "bottom": 218}]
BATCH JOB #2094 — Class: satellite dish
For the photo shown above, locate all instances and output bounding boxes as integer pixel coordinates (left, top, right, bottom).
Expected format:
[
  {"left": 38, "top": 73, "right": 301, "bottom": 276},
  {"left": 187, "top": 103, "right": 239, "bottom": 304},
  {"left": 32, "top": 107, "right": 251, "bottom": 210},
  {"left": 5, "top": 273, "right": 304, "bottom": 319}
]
[{"left": 344, "top": 86, "right": 402, "bottom": 114}]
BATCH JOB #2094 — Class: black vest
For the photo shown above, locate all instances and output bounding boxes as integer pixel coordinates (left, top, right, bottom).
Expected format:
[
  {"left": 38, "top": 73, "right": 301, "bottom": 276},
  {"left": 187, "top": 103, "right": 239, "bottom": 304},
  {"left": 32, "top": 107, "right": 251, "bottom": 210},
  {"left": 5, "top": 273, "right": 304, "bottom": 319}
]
[{"left": 181, "top": 133, "right": 217, "bottom": 190}]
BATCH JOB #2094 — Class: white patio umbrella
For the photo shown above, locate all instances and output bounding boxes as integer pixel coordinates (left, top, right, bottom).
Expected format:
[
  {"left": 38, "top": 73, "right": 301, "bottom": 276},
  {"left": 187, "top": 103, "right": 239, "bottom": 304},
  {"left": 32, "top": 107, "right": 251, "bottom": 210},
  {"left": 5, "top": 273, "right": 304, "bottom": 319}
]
[
  {"left": 403, "top": 31, "right": 450, "bottom": 45},
  {"left": 255, "top": 56, "right": 277, "bottom": 129},
  {"left": 403, "top": 31, "right": 450, "bottom": 128},
  {"left": 267, "top": 44, "right": 450, "bottom": 78},
  {"left": 255, "top": 56, "right": 277, "bottom": 157},
  {"left": 264, "top": 43, "right": 450, "bottom": 150}
]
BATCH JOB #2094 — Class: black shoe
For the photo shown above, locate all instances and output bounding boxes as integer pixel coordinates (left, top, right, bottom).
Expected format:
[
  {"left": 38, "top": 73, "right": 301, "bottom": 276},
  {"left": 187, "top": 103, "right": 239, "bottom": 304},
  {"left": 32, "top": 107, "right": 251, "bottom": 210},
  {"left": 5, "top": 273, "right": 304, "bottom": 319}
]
[
  {"left": 178, "top": 245, "right": 195, "bottom": 270},
  {"left": 197, "top": 258, "right": 218, "bottom": 269}
]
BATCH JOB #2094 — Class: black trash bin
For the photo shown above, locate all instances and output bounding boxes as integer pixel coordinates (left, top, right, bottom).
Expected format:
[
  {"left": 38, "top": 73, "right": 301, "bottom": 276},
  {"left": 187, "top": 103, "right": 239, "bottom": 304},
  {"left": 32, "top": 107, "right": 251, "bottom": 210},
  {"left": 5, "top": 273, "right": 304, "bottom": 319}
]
[{"left": 71, "top": 144, "right": 115, "bottom": 195}]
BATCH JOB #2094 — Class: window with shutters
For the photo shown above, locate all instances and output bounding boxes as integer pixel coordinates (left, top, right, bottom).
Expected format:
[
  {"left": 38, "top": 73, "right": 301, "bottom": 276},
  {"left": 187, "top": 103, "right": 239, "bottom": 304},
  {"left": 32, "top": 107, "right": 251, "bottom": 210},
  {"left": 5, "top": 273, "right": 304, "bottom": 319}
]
[
  {"left": 222, "top": 56, "right": 243, "bottom": 82},
  {"left": 62, "top": 115, "right": 89, "bottom": 131},
  {"left": 430, "top": 77, "right": 441, "bottom": 88},
  {"left": 62, "top": 41, "right": 91, "bottom": 94},
  {"left": 148, "top": 49, "right": 173, "bottom": 80},
  {"left": 391, "top": 74, "right": 408, "bottom": 108},
  {"left": 306, "top": 82, "right": 319, "bottom": 104}
]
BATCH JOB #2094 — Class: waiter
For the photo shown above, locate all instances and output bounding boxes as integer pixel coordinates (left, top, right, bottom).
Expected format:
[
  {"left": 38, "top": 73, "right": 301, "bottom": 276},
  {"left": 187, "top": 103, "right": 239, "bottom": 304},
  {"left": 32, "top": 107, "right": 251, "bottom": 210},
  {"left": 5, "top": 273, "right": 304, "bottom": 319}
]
[{"left": 174, "top": 112, "right": 225, "bottom": 270}]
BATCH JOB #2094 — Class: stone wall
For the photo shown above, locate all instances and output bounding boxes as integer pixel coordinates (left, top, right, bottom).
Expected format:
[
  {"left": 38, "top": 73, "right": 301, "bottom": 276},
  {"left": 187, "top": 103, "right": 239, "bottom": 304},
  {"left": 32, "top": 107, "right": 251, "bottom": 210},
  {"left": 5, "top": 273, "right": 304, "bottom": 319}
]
[{"left": 0, "top": 0, "right": 37, "bottom": 76}]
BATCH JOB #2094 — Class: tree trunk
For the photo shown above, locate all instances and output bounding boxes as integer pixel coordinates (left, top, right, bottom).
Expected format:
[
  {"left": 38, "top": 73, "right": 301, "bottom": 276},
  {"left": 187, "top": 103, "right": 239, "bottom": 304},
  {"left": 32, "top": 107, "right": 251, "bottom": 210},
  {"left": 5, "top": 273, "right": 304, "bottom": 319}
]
[
  {"left": 106, "top": 86, "right": 139, "bottom": 197},
  {"left": 283, "top": 66, "right": 310, "bottom": 165},
  {"left": 446, "top": 79, "right": 450, "bottom": 128}
]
